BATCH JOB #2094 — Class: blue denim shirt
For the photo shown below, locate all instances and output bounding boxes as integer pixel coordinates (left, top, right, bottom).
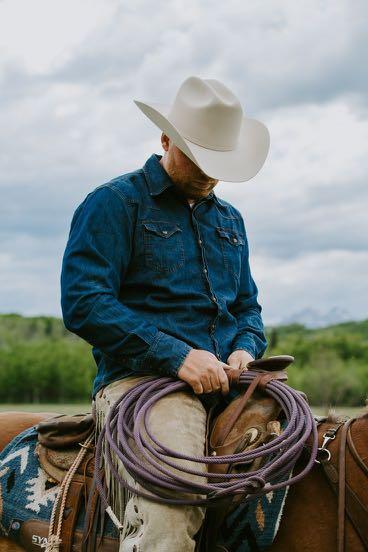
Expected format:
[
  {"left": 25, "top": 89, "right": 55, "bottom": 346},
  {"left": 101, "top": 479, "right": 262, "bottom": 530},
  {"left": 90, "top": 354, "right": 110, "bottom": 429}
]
[{"left": 60, "top": 153, "right": 267, "bottom": 399}]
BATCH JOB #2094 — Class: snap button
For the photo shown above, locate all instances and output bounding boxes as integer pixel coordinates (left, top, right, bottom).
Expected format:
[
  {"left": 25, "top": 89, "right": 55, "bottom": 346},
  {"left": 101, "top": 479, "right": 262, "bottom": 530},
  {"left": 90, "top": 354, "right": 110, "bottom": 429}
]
[
  {"left": 211, "top": 295, "right": 217, "bottom": 302},
  {"left": 11, "top": 521, "right": 21, "bottom": 531},
  {"left": 233, "top": 237, "right": 238, "bottom": 243},
  {"left": 203, "top": 268, "right": 207, "bottom": 274},
  {"left": 162, "top": 230, "right": 168, "bottom": 234},
  {"left": 198, "top": 239, "right": 202, "bottom": 245}
]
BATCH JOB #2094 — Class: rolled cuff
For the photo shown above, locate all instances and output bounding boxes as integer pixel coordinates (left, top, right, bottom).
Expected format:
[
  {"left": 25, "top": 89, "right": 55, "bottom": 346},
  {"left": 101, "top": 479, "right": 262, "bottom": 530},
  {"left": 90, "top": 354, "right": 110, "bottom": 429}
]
[
  {"left": 231, "top": 336, "right": 259, "bottom": 360},
  {"left": 142, "top": 330, "right": 193, "bottom": 378}
]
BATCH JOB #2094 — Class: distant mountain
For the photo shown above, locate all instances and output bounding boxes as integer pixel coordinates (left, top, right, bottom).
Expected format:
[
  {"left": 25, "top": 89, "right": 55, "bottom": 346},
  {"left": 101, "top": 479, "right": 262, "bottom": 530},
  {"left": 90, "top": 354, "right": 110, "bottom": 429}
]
[{"left": 279, "top": 306, "right": 353, "bottom": 329}]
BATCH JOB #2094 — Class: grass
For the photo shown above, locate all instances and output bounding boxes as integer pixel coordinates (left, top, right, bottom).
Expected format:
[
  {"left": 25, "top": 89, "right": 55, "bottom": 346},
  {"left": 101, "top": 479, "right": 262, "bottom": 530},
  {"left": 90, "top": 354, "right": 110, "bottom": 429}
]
[
  {"left": 0, "top": 403, "right": 91, "bottom": 415},
  {"left": 0, "top": 403, "right": 366, "bottom": 418}
]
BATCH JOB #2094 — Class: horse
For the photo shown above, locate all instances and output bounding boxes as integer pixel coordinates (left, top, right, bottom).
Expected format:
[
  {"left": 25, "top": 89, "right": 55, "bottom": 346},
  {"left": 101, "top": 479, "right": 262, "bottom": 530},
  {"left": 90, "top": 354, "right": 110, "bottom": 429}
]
[{"left": 0, "top": 410, "right": 367, "bottom": 552}]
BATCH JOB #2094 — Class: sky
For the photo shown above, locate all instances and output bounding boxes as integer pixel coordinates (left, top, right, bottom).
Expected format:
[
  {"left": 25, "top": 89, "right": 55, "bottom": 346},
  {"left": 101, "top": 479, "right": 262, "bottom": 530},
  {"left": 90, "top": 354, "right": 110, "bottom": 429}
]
[{"left": 0, "top": 0, "right": 367, "bottom": 327}]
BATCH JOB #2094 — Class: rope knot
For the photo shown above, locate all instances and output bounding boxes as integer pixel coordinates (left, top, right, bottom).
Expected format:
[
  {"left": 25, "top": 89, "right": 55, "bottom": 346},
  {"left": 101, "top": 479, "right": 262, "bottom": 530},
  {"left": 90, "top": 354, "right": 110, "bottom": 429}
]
[{"left": 245, "top": 475, "right": 266, "bottom": 493}]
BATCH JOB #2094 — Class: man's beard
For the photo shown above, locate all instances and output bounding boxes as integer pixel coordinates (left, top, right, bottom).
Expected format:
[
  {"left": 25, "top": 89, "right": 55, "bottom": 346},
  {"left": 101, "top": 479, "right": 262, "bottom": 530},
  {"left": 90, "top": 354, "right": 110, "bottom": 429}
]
[
  {"left": 171, "top": 172, "right": 216, "bottom": 199},
  {"left": 165, "top": 160, "right": 216, "bottom": 200},
  {"left": 172, "top": 181, "right": 214, "bottom": 201}
]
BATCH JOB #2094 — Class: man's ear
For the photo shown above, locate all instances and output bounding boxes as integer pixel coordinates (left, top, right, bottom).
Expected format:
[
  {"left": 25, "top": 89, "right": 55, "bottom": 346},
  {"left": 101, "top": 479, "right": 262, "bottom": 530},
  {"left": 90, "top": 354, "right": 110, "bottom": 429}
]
[{"left": 161, "top": 132, "right": 170, "bottom": 152}]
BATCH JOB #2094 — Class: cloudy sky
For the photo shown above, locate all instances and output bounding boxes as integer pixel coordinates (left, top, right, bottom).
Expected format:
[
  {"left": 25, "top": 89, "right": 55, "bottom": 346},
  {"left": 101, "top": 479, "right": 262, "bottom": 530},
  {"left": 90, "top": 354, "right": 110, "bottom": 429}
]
[{"left": 0, "top": 0, "right": 367, "bottom": 327}]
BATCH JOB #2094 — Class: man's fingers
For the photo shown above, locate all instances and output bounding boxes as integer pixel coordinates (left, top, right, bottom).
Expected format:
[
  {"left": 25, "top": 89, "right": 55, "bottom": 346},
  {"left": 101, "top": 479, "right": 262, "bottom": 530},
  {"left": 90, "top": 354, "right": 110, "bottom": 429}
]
[
  {"left": 192, "top": 381, "right": 204, "bottom": 395},
  {"left": 200, "top": 374, "right": 212, "bottom": 393},
  {"left": 228, "top": 358, "right": 241, "bottom": 370},
  {"left": 226, "top": 354, "right": 243, "bottom": 369},
  {"left": 218, "top": 367, "right": 230, "bottom": 395},
  {"left": 209, "top": 373, "right": 221, "bottom": 392}
]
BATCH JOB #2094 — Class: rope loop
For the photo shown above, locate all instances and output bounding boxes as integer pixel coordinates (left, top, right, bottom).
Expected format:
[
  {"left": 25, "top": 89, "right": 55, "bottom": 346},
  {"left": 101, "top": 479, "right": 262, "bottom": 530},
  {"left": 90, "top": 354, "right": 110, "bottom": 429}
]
[{"left": 94, "top": 370, "right": 318, "bottom": 511}]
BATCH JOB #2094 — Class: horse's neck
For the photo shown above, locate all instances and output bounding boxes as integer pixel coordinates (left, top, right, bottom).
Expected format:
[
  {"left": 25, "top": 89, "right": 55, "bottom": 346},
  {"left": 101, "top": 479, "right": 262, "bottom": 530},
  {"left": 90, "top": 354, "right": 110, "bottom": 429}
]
[{"left": 350, "top": 413, "right": 368, "bottom": 461}]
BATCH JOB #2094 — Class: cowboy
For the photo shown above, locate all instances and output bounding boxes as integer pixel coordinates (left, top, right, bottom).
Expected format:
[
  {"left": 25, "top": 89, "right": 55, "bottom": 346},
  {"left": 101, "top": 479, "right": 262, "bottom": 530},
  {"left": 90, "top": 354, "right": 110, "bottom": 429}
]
[{"left": 60, "top": 75, "right": 270, "bottom": 552}]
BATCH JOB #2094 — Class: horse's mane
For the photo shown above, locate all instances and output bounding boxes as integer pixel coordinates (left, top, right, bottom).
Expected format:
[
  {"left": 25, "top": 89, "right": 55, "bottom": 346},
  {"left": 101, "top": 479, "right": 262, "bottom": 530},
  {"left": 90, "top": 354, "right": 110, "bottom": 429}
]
[
  {"left": 324, "top": 406, "right": 368, "bottom": 423},
  {"left": 324, "top": 408, "right": 347, "bottom": 423}
]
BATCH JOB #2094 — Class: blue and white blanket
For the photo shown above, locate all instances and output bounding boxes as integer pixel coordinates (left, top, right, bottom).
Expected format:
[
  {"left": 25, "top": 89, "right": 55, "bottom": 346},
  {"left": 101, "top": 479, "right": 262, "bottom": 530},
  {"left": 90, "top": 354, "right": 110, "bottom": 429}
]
[{"left": 0, "top": 425, "right": 117, "bottom": 544}]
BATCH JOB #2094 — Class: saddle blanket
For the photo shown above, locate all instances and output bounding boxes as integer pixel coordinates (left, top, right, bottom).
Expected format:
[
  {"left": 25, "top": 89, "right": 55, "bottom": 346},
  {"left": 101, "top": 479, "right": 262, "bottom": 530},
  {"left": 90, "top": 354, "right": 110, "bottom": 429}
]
[
  {"left": 218, "top": 474, "right": 291, "bottom": 552},
  {"left": 0, "top": 425, "right": 118, "bottom": 547},
  {"left": 0, "top": 426, "right": 290, "bottom": 551}
]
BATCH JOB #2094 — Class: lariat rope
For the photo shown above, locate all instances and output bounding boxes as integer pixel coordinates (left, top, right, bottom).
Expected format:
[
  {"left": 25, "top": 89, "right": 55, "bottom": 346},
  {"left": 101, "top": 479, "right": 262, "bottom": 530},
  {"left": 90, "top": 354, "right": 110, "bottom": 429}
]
[{"left": 94, "top": 370, "right": 318, "bottom": 529}]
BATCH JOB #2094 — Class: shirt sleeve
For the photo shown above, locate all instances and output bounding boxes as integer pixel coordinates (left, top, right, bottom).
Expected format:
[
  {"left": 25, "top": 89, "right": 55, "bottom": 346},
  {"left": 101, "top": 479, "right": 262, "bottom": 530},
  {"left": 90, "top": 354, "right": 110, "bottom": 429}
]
[
  {"left": 60, "top": 186, "right": 192, "bottom": 378},
  {"left": 230, "top": 216, "right": 268, "bottom": 359}
]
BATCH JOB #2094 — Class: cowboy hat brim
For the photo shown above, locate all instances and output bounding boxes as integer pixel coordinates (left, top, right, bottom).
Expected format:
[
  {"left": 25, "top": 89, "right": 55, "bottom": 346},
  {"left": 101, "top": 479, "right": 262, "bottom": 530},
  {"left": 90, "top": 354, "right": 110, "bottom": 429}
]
[{"left": 134, "top": 100, "right": 270, "bottom": 182}]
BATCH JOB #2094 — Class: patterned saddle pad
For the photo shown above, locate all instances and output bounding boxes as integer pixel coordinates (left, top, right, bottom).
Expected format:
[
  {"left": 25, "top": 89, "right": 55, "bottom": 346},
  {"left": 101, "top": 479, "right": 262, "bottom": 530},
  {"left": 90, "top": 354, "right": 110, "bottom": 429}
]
[
  {"left": 217, "top": 474, "right": 291, "bottom": 551},
  {"left": 0, "top": 425, "right": 118, "bottom": 547}
]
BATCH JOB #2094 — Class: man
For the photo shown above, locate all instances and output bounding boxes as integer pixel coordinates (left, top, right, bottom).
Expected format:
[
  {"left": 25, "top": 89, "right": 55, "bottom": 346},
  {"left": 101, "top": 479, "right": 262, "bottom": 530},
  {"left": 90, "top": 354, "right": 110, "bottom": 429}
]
[{"left": 61, "top": 75, "right": 270, "bottom": 551}]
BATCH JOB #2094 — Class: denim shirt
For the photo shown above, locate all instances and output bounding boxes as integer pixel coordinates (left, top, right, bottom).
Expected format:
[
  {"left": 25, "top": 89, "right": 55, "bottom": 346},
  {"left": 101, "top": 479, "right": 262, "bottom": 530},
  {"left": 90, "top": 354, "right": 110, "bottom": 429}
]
[{"left": 60, "top": 153, "right": 267, "bottom": 399}]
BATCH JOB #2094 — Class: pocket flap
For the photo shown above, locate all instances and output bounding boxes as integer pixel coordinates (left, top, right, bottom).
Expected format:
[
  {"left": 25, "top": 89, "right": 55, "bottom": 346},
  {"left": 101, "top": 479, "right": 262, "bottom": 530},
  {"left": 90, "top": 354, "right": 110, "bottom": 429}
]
[
  {"left": 143, "top": 222, "right": 182, "bottom": 238},
  {"left": 216, "top": 227, "right": 245, "bottom": 245}
]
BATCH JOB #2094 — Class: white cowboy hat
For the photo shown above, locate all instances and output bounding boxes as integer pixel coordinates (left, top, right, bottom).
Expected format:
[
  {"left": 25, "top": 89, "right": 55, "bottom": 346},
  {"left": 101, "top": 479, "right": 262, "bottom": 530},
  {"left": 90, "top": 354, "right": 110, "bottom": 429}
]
[{"left": 133, "top": 75, "right": 270, "bottom": 182}]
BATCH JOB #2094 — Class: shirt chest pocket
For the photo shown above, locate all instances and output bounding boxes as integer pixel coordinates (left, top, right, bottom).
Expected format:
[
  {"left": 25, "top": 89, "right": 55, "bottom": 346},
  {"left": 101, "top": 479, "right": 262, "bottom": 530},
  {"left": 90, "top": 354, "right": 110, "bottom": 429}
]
[
  {"left": 216, "top": 226, "right": 245, "bottom": 279},
  {"left": 142, "top": 221, "right": 185, "bottom": 273}
]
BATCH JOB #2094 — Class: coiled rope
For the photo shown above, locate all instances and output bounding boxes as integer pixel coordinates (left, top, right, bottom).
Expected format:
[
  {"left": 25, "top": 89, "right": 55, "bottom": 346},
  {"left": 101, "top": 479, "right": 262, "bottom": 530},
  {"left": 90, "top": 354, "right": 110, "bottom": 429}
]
[{"left": 94, "top": 368, "right": 318, "bottom": 528}]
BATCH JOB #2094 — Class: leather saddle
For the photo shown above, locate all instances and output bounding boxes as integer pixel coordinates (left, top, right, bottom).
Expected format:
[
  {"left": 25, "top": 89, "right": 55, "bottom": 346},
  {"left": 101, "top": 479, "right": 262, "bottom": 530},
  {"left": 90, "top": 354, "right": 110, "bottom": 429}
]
[
  {"left": 197, "top": 355, "right": 294, "bottom": 552},
  {"left": 23, "top": 413, "right": 119, "bottom": 552}
]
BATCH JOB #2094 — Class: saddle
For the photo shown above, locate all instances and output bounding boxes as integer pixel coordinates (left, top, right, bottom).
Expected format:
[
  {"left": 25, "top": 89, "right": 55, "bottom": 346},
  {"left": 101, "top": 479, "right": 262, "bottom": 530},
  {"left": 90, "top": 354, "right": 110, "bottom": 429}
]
[
  {"left": 197, "top": 356, "right": 294, "bottom": 552},
  {"left": 26, "top": 414, "right": 119, "bottom": 552},
  {"left": 29, "top": 356, "right": 293, "bottom": 552}
]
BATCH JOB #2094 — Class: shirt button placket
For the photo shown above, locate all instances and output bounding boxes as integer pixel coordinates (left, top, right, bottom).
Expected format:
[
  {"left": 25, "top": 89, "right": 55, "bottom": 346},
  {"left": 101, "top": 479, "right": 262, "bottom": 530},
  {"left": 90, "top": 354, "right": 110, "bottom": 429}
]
[{"left": 192, "top": 206, "right": 221, "bottom": 359}]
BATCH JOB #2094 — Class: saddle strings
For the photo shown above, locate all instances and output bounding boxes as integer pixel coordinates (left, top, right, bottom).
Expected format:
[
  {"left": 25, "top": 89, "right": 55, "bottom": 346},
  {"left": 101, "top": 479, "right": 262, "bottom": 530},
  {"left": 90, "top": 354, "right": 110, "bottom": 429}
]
[{"left": 94, "top": 371, "right": 319, "bottom": 530}]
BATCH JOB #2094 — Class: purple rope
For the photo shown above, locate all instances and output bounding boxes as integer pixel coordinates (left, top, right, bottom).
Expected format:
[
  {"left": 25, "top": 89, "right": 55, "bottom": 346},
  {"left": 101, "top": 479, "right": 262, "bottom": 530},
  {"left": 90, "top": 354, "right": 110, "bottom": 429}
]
[{"left": 94, "top": 371, "right": 318, "bottom": 509}]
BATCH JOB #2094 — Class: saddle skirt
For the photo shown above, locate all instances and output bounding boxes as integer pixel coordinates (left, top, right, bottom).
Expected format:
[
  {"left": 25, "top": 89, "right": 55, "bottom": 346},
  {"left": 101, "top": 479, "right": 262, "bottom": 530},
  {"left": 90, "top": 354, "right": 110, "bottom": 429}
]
[
  {"left": 0, "top": 424, "right": 119, "bottom": 551},
  {"left": 36, "top": 441, "right": 95, "bottom": 484}
]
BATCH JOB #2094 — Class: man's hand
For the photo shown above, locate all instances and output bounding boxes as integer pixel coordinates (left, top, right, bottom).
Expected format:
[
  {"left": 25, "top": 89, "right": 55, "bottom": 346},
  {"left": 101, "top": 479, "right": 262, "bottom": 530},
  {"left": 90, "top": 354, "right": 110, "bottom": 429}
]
[
  {"left": 177, "top": 349, "right": 230, "bottom": 395},
  {"left": 226, "top": 349, "right": 254, "bottom": 370}
]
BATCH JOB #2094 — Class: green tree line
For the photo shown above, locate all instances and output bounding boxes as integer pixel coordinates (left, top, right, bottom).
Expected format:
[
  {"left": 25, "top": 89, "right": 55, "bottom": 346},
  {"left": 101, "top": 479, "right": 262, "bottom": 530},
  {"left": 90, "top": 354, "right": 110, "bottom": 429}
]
[{"left": 0, "top": 314, "right": 367, "bottom": 406}]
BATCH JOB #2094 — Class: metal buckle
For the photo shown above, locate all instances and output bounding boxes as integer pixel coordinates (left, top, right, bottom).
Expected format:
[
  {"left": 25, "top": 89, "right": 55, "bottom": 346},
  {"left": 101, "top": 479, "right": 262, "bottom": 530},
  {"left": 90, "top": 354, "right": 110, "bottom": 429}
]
[{"left": 315, "top": 428, "right": 338, "bottom": 464}]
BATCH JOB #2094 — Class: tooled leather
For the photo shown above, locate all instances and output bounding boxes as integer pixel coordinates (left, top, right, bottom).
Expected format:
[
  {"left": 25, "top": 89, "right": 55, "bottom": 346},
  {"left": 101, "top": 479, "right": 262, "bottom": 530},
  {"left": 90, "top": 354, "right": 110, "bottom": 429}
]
[
  {"left": 211, "top": 370, "right": 287, "bottom": 454},
  {"left": 208, "top": 394, "right": 282, "bottom": 475}
]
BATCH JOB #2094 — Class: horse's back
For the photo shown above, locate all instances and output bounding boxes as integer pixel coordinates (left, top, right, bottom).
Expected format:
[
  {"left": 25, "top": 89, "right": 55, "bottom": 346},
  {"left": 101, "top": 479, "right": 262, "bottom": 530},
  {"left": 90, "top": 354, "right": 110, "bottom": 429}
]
[{"left": 0, "top": 411, "right": 59, "bottom": 452}]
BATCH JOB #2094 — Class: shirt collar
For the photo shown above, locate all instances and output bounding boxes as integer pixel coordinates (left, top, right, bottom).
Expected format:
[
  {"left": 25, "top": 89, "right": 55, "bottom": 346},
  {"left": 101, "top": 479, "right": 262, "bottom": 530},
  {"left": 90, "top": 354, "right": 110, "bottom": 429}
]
[
  {"left": 142, "top": 153, "right": 227, "bottom": 206},
  {"left": 143, "top": 153, "right": 174, "bottom": 196}
]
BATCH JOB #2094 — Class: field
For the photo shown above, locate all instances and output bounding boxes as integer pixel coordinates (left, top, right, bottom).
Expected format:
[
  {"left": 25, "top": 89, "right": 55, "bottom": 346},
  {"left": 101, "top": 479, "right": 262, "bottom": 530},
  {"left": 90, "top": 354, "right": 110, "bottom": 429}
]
[
  {"left": 0, "top": 403, "right": 366, "bottom": 418},
  {"left": 0, "top": 314, "right": 367, "bottom": 408}
]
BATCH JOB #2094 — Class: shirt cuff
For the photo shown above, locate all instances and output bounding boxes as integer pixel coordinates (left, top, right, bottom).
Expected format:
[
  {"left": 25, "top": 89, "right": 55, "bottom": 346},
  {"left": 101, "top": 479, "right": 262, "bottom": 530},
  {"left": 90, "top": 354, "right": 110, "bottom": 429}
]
[
  {"left": 142, "top": 330, "right": 193, "bottom": 378},
  {"left": 231, "top": 336, "right": 257, "bottom": 359}
]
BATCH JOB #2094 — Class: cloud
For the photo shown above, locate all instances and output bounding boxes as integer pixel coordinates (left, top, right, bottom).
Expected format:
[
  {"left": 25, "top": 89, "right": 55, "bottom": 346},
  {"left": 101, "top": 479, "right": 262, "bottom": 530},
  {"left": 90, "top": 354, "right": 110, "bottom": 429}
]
[
  {"left": 0, "top": 0, "right": 367, "bottom": 325},
  {"left": 219, "top": 99, "right": 368, "bottom": 259},
  {"left": 26, "top": 1, "right": 368, "bottom": 110},
  {"left": 254, "top": 249, "right": 368, "bottom": 325}
]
